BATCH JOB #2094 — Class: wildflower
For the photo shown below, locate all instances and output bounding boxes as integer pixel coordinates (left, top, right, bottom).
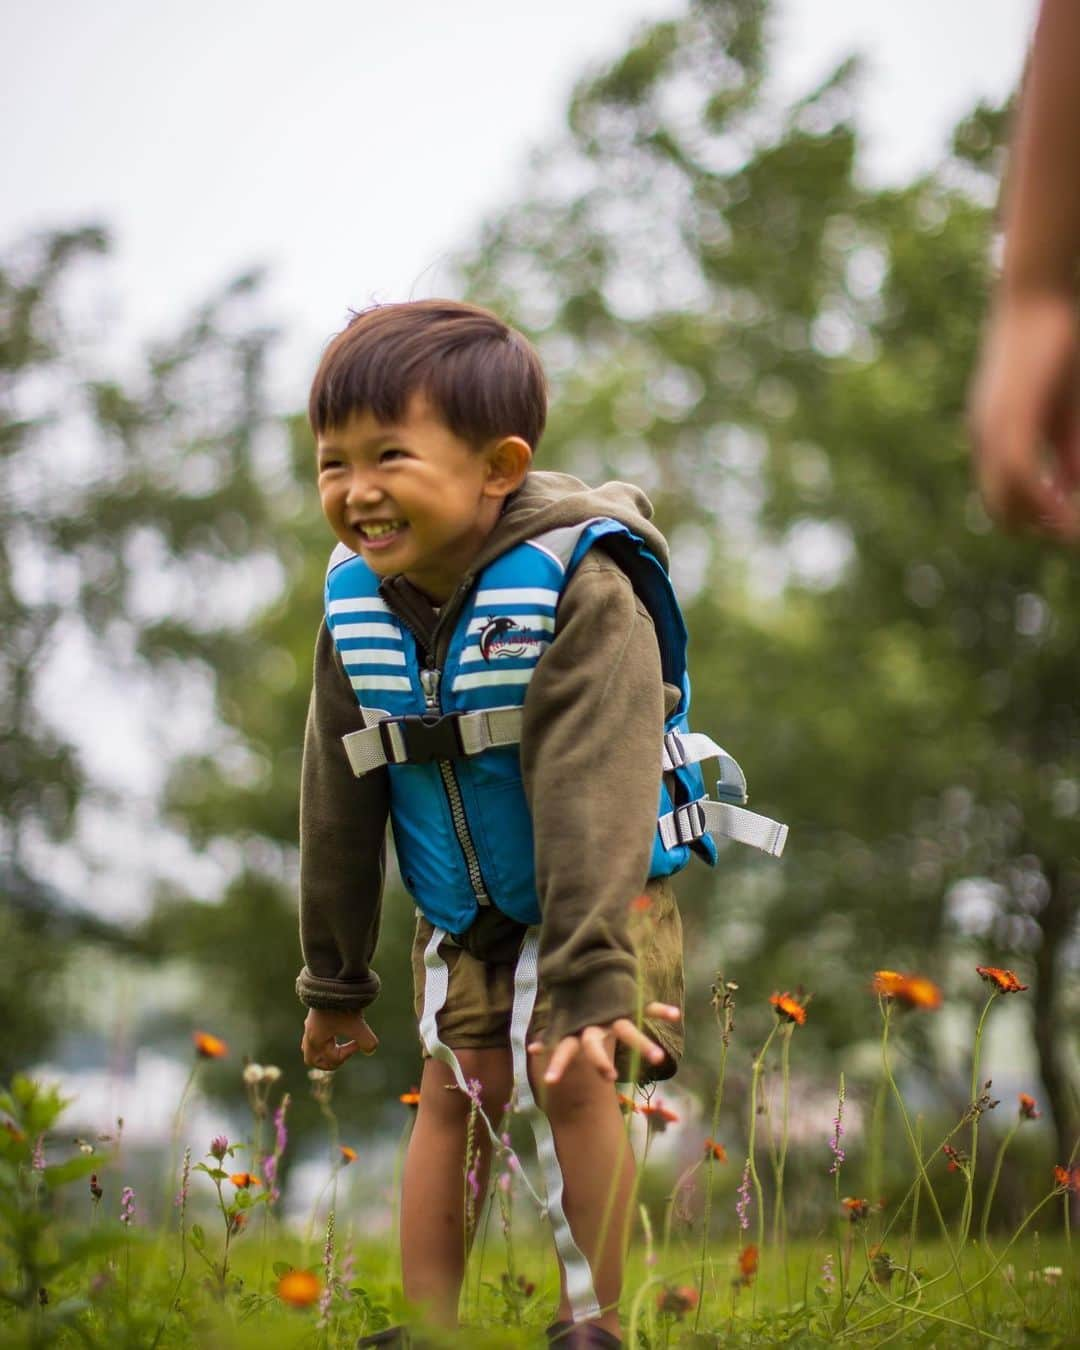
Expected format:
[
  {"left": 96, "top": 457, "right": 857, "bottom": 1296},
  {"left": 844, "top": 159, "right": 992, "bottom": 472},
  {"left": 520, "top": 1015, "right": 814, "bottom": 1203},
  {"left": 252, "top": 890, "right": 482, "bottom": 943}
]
[
  {"left": 943, "top": 1144, "right": 969, "bottom": 1173},
  {"left": 89, "top": 1174, "right": 103, "bottom": 1202},
  {"left": 120, "top": 1186, "right": 135, "bottom": 1225},
  {"left": 175, "top": 1146, "right": 191, "bottom": 1211},
  {"left": 769, "top": 991, "right": 807, "bottom": 1025},
  {"left": 638, "top": 1100, "right": 678, "bottom": 1133},
  {"left": 869, "top": 1244, "right": 895, "bottom": 1286},
  {"left": 229, "top": 1172, "right": 261, "bottom": 1189},
  {"left": 829, "top": 1077, "right": 846, "bottom": 1176},
  {"left": 399, "top": 1088, "right": 421, "bottom": 1109},
  {"left": 1053, "top": 1164, "right": 1080, "bottom": 1194},
  {"left": 193, "top": 1031, "right": 228, "bottom": 1059},
  {"left": 1018, "top": 1093, "right": 1040, "bottom": 1121},
  {"left": 264, "top": 1095, "right": 291, "bottom": 1201},
  {"left": 842, "top": 1196, "right": 871, "bottom": 1221},
  {"left": 31, "top": 1135, "right": 45, "bottom": 1171},
  {"left": 657, "top": 1284, "right": 699, "bottom": 1316},
  {"left": 736, "top": 1244, "right": 759, "bottom": 1286},
  {"left": 616, "top": 1092, "right": 640, "bottom": 1115},
  {"left": 277, "top": 1268, "right": 322, "bottom": 1308},
  {"left": 735, "top": 1159, "right": 752, "bottom": 1231},
  {"left": 229, "top": 1212, "right": 248, "bottom": 1235},
  {"left": 339, "top": 1146, "right": 357, "bottom": 1165},
  {"left": 262, "top": 1065, "right": 282, "bottom": 1084},
  {"left": 704, "top": 1138, "right": 727, "bottom": 1162},
  {"left": 965, "top": 1080, "right": 1000, "bottom": 1121},
  {"left": 821, "top": 1252, "right": 835, "bottom": 1292},
  {"left": 872, "top": 970, "right": 942, "bottom": 1010},
  {"left": 243, "top": 1062, "right": 264, "bottom": 1085},
  {"left": 975, "top": 965, "right": 1028, "bottom": 994},
  {"left": 1040, "top": 1267, "right": 1064, "bottom": 1285},
  {"left": 209, "top": 1135, "right": 229, "bottom": 1161},
  {"left": 630, "top": 894, "right": 653, "bottom": 913},
  {"left": 318, "top": 1211, "right": 335, "bottom": 1327}
]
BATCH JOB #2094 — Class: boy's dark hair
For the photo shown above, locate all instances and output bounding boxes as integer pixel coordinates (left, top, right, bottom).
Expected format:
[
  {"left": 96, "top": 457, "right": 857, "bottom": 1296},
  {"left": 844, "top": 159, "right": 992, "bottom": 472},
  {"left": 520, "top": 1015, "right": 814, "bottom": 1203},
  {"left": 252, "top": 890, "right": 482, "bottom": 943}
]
[{"left": 308, "top": 299, "right": 547, "bottom": 451}]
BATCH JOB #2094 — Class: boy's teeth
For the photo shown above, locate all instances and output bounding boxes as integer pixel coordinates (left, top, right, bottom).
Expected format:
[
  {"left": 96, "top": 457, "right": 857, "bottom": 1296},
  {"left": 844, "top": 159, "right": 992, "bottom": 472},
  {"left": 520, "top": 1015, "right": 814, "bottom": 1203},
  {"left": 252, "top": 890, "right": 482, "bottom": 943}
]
[{"left": 360, "top": 520, "right": 404, "bottom": 538}]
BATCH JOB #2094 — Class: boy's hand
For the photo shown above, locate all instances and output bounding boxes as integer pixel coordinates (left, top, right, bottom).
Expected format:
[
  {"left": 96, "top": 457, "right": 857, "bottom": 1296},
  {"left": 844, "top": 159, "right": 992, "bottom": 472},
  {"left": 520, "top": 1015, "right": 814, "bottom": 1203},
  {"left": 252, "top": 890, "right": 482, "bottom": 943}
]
[
  {"left": 301, "top": 1007, "right": 378, "bottom": 1071},
  {"left": 529, "top": 1001, "right": 681, "bottom": 1086}
]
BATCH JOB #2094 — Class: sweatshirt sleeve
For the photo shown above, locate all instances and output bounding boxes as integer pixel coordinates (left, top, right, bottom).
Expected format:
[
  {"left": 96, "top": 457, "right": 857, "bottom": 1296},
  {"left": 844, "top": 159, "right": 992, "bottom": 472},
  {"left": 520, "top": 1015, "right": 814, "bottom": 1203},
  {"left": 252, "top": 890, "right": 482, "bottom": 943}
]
[
  {"left": 520, "top": 551, "right": 665, "bottom": 1042},
  {"left": 295, "top": 619, "right": 390, "bottom": 1011}
]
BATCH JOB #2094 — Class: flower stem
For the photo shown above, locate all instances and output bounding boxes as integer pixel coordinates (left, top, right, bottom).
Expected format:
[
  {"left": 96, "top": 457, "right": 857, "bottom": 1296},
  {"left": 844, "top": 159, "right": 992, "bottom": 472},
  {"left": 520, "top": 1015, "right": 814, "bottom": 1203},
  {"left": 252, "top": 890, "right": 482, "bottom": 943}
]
[
  {"left": 959, "top": 993, "right": 997, "bottom": 1247},
  {"left": 979, "top": 1118, "right": 1018, "bottom": 1251},
  {"left": 747, "top": 1022, "right": 779, "bottom": 1262}
]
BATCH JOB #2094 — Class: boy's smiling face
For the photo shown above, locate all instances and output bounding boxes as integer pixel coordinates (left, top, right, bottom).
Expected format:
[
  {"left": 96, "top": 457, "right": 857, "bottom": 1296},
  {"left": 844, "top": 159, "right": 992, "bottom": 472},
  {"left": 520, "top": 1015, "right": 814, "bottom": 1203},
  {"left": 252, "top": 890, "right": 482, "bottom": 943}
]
[{"left": 317, "top": 395, "right": 530, "bottom": 603}]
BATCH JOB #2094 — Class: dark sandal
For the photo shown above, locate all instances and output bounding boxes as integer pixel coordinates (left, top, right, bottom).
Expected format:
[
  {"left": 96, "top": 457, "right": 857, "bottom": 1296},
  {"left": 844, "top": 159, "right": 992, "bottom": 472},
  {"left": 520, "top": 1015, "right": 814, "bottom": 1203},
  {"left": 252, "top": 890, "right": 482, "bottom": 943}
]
[
  {"left": 545, "top": 1321, "right": 622, "bottom": 1348},
  {"left": 356, "top": 1328, "right": 412, "bottom": 1348}
]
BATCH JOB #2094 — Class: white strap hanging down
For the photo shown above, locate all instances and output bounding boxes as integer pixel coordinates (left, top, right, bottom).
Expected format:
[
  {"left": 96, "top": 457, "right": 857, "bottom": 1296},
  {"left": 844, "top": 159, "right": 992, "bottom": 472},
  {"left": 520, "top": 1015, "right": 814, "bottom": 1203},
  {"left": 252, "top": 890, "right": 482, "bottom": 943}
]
[
  {"left": 508, "top": 928, "right": 601, "bottom": 1324},
  {"left": 658, "top": 798, "right": 788, "bottom": 858},
  {"left": 417, "top": 927, "right": 600, "bottom": 1323},
  {"left": 342, "top": 706, "right": 524, "bottom": 777}
]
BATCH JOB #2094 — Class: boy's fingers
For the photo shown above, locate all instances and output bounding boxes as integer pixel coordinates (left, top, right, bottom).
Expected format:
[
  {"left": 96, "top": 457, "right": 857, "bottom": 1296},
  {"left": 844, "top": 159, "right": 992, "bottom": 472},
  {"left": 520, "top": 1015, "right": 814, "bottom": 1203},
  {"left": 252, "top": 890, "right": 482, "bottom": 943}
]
[
  {"left": 612, "top": 1018, "right": 665, "bottom": 1066},
  {"left": 580, "top": 1026, "right": 617, "bottom": 1081},
  {"left": 643, "top": 1001, "right": 681, "bottom": 1023},
  {"left": 543, "top": 1036, "right": 580, "bottom": 1084}
]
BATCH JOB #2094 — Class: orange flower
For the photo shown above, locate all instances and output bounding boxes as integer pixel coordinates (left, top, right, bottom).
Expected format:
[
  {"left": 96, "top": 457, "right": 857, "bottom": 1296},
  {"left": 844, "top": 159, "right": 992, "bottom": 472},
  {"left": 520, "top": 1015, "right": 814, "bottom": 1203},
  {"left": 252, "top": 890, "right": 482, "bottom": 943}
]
[
  {"left": 704, "top": 1138, "right": 727, "bottom": 1162},
  {"left": 1053, "top": 1165, "right": 1080, "bottom": 1194},
  {"left": 943, "top": 1143, "right": 968, "bottom": 1173},
  {"left": 193, "top": 1031, "right": 228, "bottom": 1059},
  {"left": 399, "top": 1089, "right": 421, "bottom": 1109},
  {"left": 738, "top": 1244, "right": 759, "bottom": 1282},
  {"left": 872, "top": 971, "right": 942, "bottom": 1010},
  {"left": 630, "top": 894, "right": 653, "bottom": 913},
  {"left": 656, "top": 1284, "right": 698, "bottom": 1315},
  {"left": 339, "top": 1145, "right": 358, "bottom": 1164},
  {"left": 617, "top": 1092, "right": 640, "bottom": 1116},
  {"left": 769, "top": 991, "right": 807, "bottom": 1025},
  {"left": 2, "top": 1120, "right": 26, "bottom": 1144},
  {"left": 1018, "top": 1093, "right": 1040, "bottom": 1121},
  {"left": 842, "top": 1197, "right": 871, "bottom": 1221},
  {"left": 276, "top": 1268, "right": 322, "bottom": 1307},
  {"left": 976, "top": 966, "right": 1028, "bottom": 994},
  {"left": 229, "top": 1172, "right": 261, "bottom": 1189},
  {"left": 638, "top": 1101, "right": 679, "bottom": 1132}
]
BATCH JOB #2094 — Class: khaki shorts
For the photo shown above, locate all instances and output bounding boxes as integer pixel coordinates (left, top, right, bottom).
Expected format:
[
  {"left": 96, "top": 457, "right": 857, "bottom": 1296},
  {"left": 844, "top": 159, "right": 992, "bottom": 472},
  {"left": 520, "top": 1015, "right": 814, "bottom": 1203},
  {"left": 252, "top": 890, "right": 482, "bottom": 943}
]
[{"left": 410, "top": 876, "right": 684, "bottom": 1083}]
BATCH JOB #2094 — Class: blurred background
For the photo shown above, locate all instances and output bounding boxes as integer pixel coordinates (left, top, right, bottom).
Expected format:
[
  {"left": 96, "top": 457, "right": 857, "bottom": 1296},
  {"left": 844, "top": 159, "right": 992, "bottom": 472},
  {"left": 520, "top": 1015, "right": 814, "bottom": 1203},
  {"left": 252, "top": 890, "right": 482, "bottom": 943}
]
[{"left": 3, "top": 0, "right": 1076, "bottom": 1230}]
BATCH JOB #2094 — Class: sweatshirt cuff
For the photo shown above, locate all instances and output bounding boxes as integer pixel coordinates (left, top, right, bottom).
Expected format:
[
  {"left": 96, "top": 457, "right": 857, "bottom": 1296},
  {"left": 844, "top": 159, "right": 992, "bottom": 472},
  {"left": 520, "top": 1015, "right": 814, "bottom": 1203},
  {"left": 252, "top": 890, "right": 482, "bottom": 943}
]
[
  {"left": 544, "top": 963, "right": 639, "bottom": 1044},
  {"left": 295, "top": 967, "right": 380, "bottom": 1012}
]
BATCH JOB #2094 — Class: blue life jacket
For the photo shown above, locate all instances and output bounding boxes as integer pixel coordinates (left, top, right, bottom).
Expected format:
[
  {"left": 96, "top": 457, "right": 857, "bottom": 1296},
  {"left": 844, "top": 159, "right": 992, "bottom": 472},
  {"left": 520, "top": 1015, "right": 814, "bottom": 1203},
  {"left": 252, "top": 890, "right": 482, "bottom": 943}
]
[{"left": 325, "top": 518, "right": 783, "bottom": 936}]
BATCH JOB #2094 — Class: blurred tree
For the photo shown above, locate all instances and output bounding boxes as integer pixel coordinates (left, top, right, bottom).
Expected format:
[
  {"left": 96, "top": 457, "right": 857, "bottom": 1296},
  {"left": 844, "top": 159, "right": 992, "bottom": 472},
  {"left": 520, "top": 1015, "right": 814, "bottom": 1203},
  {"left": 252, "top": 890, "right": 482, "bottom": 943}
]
[
  {"left": 0, "top": 226, "right": 283, "bottom": 1078},
  {"left": 453, "top": 0, "right": 1077, "bottom": 1166}
]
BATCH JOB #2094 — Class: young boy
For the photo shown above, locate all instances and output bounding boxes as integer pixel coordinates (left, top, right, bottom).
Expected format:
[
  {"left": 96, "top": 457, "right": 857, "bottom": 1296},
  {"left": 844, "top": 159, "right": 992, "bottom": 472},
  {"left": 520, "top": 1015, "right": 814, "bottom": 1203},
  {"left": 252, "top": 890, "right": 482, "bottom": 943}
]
[{"left": 295, "top": 300, "right": 783, "bottom": 1346}]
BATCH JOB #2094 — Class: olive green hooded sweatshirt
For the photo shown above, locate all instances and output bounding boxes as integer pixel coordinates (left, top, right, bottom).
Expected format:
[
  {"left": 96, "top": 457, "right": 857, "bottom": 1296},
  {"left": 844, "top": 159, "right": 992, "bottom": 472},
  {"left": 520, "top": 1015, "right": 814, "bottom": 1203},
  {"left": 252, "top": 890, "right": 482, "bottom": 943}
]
[{"left": 295, "top": 470, "right": 680, "bottom": 1045}]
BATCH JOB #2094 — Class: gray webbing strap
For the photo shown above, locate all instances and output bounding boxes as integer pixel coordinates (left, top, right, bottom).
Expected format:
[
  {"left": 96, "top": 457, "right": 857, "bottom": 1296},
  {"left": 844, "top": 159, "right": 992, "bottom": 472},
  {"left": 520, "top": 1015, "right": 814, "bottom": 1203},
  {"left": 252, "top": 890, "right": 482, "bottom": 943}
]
[
  {"left": 417, "top": 927, "right": 600, "bottom": 1325},
  {"left": 658, "top": 798, "right": 788, "bottom": 858},
  {"left": 342, "top": 707, "right": 524, "bottom": 777},
  {"left": 661, "top": 731, "right": 748, "bottom": 804},
  {"left": 509, "top": 928, "right": 601, "bottom": 1323}
]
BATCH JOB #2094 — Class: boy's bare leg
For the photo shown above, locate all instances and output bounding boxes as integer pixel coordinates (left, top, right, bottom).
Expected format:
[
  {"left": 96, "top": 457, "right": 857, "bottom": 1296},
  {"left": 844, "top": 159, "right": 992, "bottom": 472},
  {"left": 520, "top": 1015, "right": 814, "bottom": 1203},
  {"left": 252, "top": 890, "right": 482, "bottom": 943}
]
[
  {"left": 530, "top": 1041, "right": 636, "bottom": 1341},
  {"left": 399, "top": 1048, "right": 513, "bottom": 1328}
]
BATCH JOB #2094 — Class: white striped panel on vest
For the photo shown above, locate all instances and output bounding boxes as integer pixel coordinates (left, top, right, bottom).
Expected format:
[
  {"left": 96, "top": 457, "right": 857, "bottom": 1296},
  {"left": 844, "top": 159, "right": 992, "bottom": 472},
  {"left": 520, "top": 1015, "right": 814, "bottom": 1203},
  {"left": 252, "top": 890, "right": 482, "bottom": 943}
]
[{"left": 474, "top": 587, "right": 560, "bottom": 607}]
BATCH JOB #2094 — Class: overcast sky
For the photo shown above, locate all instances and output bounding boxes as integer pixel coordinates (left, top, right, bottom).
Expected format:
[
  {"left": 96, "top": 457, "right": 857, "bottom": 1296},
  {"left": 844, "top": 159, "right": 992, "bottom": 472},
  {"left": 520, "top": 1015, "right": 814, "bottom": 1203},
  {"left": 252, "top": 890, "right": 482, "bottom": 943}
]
[{"left": 4, "top": 0, "right": 1037, "bottom": 409}]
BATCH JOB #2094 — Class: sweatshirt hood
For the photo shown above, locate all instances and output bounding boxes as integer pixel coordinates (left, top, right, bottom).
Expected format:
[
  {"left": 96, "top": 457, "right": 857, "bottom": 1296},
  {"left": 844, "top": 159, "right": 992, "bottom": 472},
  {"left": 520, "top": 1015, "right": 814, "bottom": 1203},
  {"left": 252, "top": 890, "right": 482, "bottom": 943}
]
[{"left": 472, "top": 470, "right": 670, "bottom": 574}]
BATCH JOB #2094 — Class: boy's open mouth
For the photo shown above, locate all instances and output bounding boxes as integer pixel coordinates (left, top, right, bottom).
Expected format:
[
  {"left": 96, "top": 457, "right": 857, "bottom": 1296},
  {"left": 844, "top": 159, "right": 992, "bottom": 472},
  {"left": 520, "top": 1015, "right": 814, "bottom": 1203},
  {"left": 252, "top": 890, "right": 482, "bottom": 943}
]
[{"left": 355, "top": 519, "right": 407, "bottom": 545}]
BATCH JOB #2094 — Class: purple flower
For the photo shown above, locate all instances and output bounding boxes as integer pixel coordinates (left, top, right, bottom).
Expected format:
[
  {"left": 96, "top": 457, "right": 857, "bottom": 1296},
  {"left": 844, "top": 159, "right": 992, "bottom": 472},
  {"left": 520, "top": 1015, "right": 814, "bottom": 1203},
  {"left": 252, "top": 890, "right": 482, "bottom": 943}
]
[
  {"left": 828, "top": 1079, "right": 846, "bottom": 1176},
  {"left": 31, "top": 1135, "right": 45, "bottom": 1171},
  {"left": 821, "top": 1252, "right": 835, "bottom": 1291},
  {"left": 735, "top": 1160, "right": 752, "bottom": 1232},
  {"left": 120, "top": 1186, "right": 135, "bottom": 1225},
  {"left": 209, "top": 1135, "right": 229, "bottom": 1161},
  {"left": 174, "top": 1146, "right": 192, "bottom": 1210}
]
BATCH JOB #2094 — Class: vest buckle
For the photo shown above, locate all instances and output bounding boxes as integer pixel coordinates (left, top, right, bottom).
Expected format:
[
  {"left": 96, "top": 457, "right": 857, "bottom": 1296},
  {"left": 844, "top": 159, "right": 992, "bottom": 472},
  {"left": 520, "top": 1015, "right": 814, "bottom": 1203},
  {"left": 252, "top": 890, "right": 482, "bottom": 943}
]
[{"left": 378, "top": 713, "right": 465, "bottom": 765}]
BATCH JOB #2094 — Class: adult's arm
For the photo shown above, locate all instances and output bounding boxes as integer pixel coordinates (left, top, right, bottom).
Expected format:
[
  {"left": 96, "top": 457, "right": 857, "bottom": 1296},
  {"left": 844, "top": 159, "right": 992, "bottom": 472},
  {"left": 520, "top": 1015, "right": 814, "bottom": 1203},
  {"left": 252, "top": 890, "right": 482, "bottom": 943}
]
[{"left": 969, "top": 0, "right": 1080, "bottom": 538}]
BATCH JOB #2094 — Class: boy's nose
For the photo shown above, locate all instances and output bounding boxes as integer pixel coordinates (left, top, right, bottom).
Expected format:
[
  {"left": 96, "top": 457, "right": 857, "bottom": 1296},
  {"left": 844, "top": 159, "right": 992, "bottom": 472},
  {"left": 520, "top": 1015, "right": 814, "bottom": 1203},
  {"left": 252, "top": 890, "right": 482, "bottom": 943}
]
[{"left": 346, "top": 471, "right": 384, "bottom": 506}]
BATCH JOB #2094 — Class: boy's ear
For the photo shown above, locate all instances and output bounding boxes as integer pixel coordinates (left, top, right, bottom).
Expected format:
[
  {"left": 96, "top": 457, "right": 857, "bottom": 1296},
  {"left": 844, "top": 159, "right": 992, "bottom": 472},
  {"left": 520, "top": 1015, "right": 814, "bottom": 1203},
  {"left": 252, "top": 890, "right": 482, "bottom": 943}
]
[{"left": 483, "top": 435, "right": 532, "bottom": 499}]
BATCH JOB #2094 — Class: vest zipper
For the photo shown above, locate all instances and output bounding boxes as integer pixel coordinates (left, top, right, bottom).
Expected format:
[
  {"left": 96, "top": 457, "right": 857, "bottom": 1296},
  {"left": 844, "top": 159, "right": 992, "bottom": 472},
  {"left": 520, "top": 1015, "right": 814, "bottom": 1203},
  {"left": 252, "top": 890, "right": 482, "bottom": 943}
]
[{"left": 420, "top": 667, "right": 491, "bottom": 908}]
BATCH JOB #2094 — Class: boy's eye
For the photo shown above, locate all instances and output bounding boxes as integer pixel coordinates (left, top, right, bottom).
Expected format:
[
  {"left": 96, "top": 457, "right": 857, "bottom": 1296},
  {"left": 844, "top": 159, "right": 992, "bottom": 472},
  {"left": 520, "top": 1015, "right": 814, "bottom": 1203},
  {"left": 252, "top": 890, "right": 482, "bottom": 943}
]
[
  {"left": 318, "top": 459, "right": 342, "bottom": 472},
  {"left": 379, "top": 448, "right": 407, "bottom": 464}
]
